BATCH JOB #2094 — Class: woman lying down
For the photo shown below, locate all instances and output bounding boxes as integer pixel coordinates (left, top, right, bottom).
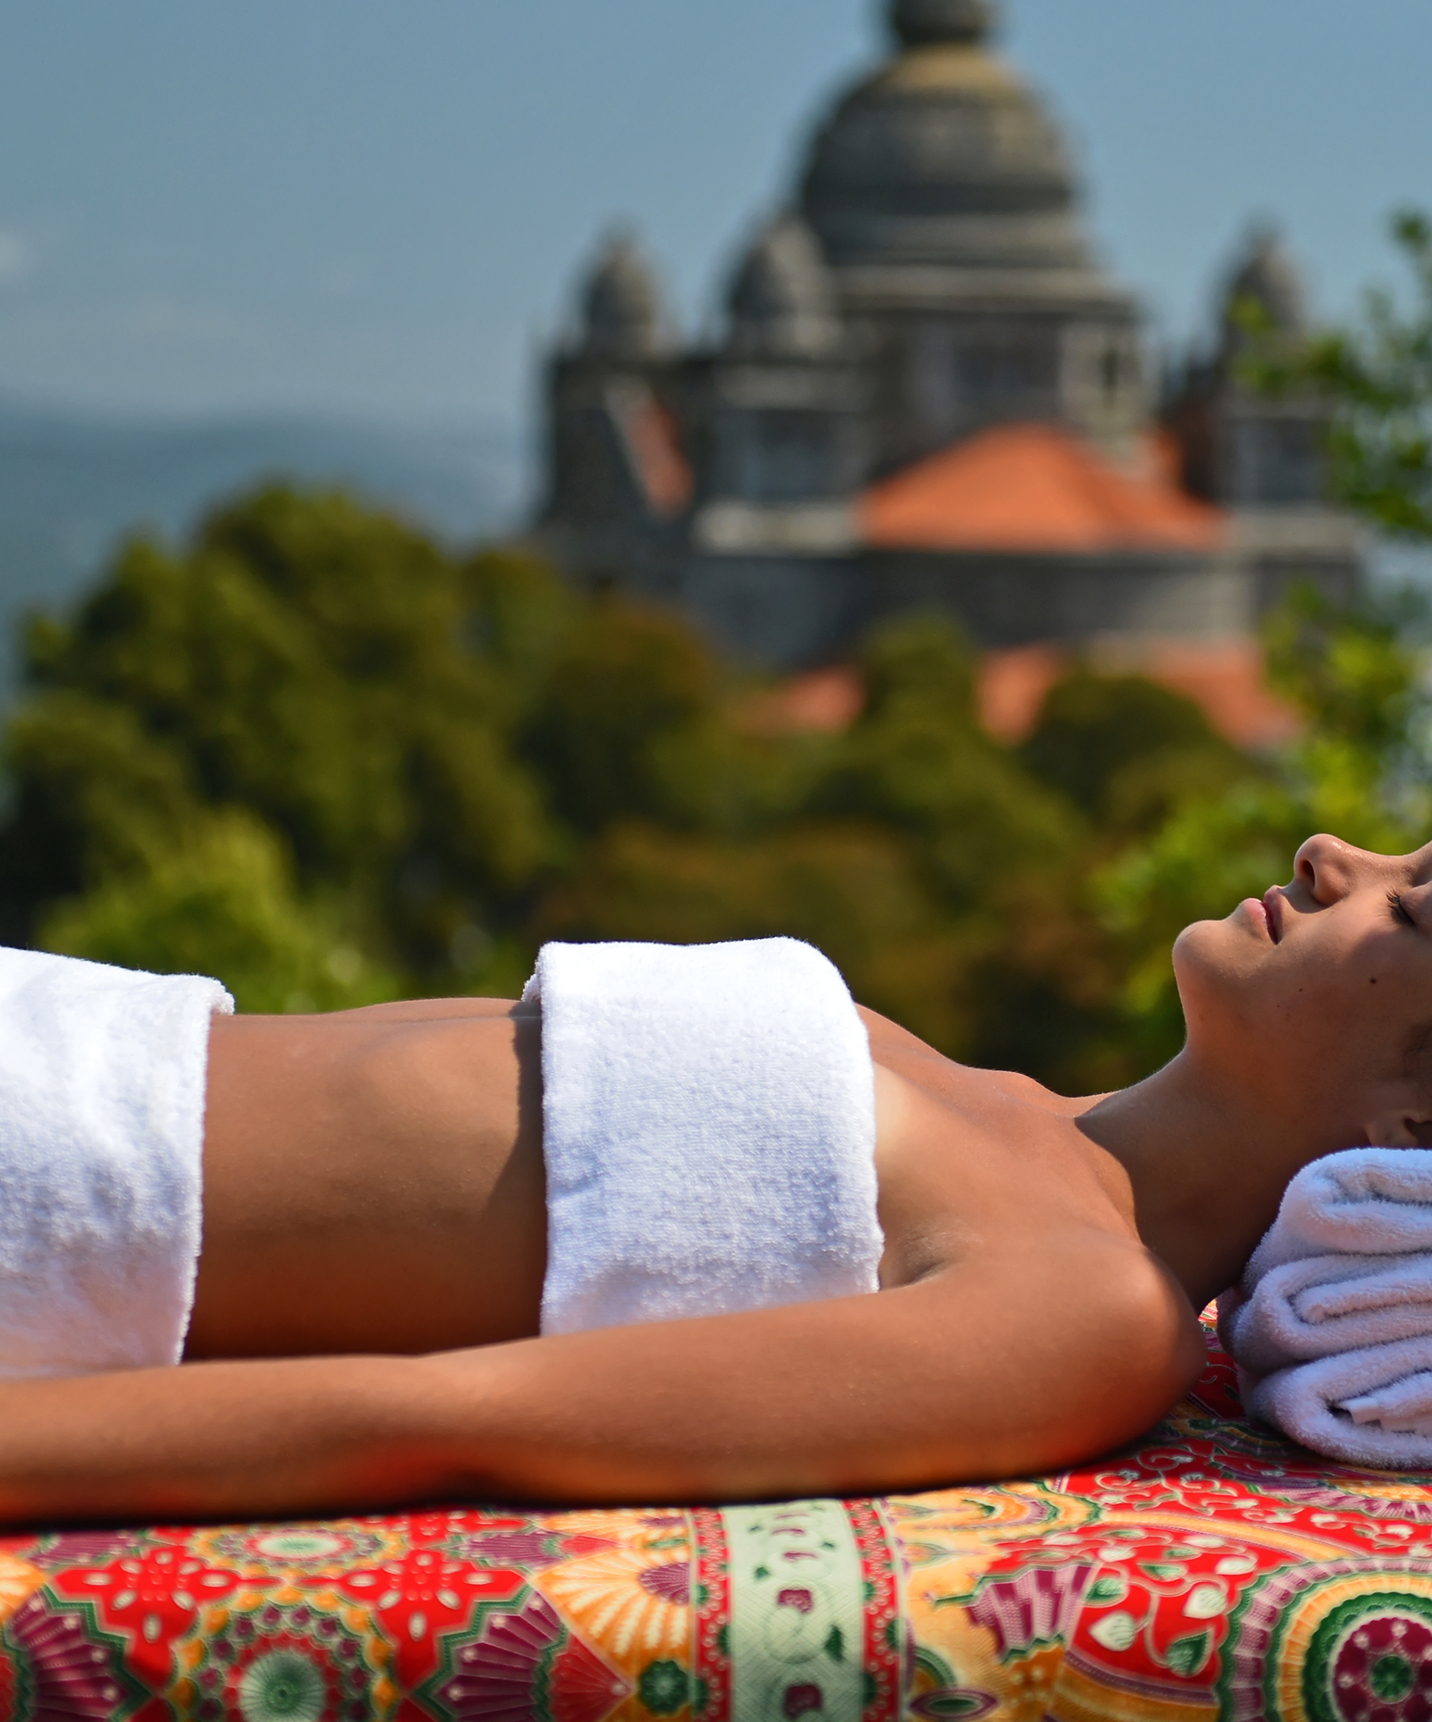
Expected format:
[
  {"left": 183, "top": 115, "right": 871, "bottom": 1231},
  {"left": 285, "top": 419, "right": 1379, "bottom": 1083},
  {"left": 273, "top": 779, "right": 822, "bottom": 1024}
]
[{"left": 0, "top": 829, "right": 1427, "bottom": 1524}]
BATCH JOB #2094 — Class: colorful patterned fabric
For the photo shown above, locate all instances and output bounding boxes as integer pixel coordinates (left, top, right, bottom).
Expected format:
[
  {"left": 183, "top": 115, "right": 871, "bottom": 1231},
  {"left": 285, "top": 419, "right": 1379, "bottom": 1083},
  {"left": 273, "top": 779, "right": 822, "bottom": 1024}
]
[{"left": 6, "top": 1319, "right": 1432, "bottom": 1721}]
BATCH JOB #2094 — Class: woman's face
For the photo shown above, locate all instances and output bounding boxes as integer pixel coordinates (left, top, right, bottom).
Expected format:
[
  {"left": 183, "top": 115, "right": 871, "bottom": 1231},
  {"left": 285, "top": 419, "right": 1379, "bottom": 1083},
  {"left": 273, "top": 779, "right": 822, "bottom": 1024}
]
[{"left": 1174, "top": 833, "right": 1432, "bottom": 1145}]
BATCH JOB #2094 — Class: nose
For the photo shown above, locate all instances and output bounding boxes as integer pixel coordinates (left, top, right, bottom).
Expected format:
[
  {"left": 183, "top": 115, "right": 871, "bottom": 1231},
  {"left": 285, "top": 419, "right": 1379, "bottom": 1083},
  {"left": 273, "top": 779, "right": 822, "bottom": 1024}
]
[{"left": 1292, "top": 833, "right": 1382, "bottom": 905}]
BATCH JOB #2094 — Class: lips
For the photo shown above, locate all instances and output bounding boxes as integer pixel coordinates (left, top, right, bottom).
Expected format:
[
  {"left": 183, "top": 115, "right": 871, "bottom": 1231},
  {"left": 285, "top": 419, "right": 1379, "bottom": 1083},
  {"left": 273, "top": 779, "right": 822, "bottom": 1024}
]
[{"left": 1262, "top": 887, "right": 1284, "bottom": 944}]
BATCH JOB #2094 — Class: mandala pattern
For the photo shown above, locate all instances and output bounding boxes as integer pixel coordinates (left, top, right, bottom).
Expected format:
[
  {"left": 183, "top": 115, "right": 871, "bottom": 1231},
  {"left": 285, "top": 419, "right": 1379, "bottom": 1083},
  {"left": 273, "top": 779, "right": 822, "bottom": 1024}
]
[
  {"left": 11, "top": 1317, "right": 1432, "bottom": 1719},
  {"left": 171, "top": 1591, "right": 397, "bottom": 1722}
]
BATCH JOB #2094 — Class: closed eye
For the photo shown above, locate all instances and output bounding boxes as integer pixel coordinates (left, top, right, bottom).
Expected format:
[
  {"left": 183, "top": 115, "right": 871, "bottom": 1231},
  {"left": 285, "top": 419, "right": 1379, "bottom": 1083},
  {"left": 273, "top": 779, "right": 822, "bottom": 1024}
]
[{"left": 1390, "top": 889, "right": 1418, "bottom": 929}]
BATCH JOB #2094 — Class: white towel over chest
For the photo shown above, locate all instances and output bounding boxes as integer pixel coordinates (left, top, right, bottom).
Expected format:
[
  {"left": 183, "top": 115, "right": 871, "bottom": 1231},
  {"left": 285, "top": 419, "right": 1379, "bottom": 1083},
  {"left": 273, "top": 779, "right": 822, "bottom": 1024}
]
[{"left": 524, "top": 937, "right": 883, "bottom": 1336}]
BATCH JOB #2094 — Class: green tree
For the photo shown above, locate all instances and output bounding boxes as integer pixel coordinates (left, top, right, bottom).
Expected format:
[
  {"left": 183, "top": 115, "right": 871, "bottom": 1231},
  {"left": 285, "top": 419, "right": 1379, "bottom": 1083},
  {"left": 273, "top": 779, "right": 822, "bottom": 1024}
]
[
  {"left": 1020, "top": 671, "right": 1257, "bottom": 837},
  {"left": 41, "top": 810, "right": 399, "bottom": 1013},
  {"left": 0, "top": 489, "right": 562, "bottom": 998},
  {"left": 1286, "top": 210, "right": 1432, "bottom": 538},
  {"left": 1096, "top": 588, "right": 1432, "bottom": 1070},
  {"left": 1095, "top": 209, "right": 1432, "bottom": 1075}
]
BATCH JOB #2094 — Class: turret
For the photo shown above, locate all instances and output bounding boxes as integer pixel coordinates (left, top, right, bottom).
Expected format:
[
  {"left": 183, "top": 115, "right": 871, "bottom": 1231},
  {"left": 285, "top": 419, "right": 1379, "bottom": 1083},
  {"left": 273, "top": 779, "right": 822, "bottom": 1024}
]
[
  {"left": 578, "top": 234, "right": 669, "bottom": 360},
  {"left": 725, "top": 215, "right": 842, "bottom": 360}
]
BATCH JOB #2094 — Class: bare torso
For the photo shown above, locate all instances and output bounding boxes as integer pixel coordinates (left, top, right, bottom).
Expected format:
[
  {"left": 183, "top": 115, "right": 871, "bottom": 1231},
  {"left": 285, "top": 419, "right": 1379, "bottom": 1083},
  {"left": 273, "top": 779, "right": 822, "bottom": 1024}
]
[{"left": 186, "top": 996, "right": 1156, "bottom": 1362}]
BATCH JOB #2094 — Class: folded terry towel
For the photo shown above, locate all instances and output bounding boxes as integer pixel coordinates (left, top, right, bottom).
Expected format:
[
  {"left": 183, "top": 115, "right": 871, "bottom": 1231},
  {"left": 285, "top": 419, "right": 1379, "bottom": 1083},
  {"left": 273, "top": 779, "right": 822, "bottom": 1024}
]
[
  {"left": 0, "top": 945, "right": 232, "bottom": 1379},
  {"left": 1220, "top": 1252, "right": 1432, "bottom": 1376},
  {"left": 1241, "top": 1148, "right": 1432, "bottom": 1265},
  {"left": 1248, "top": 1340, "right": 1432, "bottom": 1465},
  {"left": 524, "top": 937, "right": 883, "bottom": 1335},
  {"left": 1221, "top": 1148, "right": 1432, "bottom": 1466}
]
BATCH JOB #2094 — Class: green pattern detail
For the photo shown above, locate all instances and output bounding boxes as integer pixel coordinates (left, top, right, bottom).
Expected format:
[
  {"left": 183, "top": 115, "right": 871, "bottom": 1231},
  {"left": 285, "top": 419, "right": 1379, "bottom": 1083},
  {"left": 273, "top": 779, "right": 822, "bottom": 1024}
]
[
  {"left": 638, "top": 1658, "right": 690, "bottom": 1716},
  {"left": 237, "top": 1649, "right": 326, "bottom": 1722},
  {"left": 1164, "top": 1631, "right": 1211, "bottom": 1678},
  {"left": 723, "top": 1500, "right": 871, "bottom": 1722},
  {"left": 1088, "top": 1572, "right": 1128, "bottom": 1605},
  {"left": 1371, "top": 1651, "right": 1415, "bottom": 1702},
  {"left": 913, "top": 1646, "right": 955, "bottom": 1690},
  {"left": 2, "top": 1591, "right": 146, "bottom": 1722}
]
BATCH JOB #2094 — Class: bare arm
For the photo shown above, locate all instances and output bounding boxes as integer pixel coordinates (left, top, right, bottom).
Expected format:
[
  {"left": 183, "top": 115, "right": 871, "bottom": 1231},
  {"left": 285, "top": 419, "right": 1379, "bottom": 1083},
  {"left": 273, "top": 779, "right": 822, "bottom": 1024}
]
[{"left": 0, "top": 1233, "right": 1202, "bottom": 1524}]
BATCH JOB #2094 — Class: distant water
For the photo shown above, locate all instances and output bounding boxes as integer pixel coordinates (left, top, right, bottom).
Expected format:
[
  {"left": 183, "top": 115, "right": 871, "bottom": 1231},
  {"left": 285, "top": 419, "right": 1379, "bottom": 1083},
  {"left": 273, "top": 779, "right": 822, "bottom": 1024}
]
[{"left": 0, "top": 398, "right": 530, "bottom": 693}]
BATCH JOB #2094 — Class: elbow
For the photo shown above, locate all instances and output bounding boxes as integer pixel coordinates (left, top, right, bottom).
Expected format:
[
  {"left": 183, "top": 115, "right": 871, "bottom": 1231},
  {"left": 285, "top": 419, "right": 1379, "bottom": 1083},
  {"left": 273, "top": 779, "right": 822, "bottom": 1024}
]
[
  {"left": 1063, "top": 1250, "right": 1207, "bottom": 1465},
  {"left": 984, "top": 1247, "right": 1206, "bottom": 1481}
]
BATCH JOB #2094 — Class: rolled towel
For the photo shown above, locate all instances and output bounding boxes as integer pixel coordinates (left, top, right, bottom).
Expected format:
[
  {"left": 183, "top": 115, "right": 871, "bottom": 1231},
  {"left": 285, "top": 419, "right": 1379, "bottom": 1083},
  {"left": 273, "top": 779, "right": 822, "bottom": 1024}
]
[
  {"left": 1248, "top": 1339, "right": 1432, "bottom": 1466},
  {"left": 0, "top": 945, "right": 232, "bottom": 1378},
  {"left": 1248, "top": 1147, "right": 1432, "bottom": 1266},
  {"left": 524, "top": 937, "right": 883, "bottom": 1336},
  {"left": 1221, "top": 1251, "right": 1432, "bottom": 1377},
  {"left": 1220, "top": 1147, "right": 1432, "bottom": 1466}
]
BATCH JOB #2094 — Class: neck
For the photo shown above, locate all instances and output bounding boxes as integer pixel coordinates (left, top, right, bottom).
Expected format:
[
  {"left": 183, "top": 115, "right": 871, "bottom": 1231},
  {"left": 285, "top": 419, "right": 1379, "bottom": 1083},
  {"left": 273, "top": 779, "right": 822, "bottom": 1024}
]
[{"left": 1074, "top": 1048, "right": 1340, "bottom": 1310}]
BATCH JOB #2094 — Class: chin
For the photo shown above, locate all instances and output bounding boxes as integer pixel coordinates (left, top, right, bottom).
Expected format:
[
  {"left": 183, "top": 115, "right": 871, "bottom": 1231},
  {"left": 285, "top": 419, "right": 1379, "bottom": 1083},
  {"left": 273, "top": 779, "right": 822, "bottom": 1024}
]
[
  {"left": 1172, "top": 916, "right": 1234, "bottom": 974},
  {"left": 1170, "top": 916, "right": 1265, "bottom": 1041}
]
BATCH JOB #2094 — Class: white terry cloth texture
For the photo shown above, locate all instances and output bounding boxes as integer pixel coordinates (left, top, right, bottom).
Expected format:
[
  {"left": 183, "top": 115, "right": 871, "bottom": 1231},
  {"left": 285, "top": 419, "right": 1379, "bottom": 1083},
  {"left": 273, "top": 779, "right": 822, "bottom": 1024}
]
[
  {"left": 0, "top": 945, "right": 232, "bottom": 1379},
  {"left": 1246, "top": 1341, "right": 1432, "bottom": 1467},
  {"left": 1219, "top": 1148, "right": 1432, "bottom": 1465},
  {"left": 524, "top": 937, "right": 883, "bottom": 1336}
]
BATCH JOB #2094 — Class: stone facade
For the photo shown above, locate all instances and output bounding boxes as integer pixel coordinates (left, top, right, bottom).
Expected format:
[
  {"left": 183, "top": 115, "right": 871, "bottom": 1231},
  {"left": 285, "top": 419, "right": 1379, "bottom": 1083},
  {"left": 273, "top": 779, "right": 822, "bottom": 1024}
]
[{"left": 532, "top": 0, "right": 1361, "bottom": 669}]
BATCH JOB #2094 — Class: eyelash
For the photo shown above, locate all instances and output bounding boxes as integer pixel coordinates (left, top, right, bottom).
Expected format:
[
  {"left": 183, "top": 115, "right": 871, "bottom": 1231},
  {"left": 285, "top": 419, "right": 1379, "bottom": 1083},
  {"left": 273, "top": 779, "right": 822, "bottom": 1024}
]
[{"left": 1390, "top": 890, "right": 1417, "bottom": 928}]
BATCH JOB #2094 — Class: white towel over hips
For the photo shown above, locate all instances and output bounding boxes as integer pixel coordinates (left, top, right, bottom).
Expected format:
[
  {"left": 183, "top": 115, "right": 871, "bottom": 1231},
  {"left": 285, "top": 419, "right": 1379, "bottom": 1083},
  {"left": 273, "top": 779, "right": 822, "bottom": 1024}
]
[
  {"left": 0, "top": 945, "right": 232, "bottom": 1378},
  {"left": 524, "top": 937, "right": 883, "bottom": 1336}
]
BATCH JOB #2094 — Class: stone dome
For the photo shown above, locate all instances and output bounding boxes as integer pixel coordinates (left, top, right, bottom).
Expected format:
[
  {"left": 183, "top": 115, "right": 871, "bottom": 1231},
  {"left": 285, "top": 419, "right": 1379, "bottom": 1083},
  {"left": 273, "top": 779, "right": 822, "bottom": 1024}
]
[
  {"left": 726, "top": 215, "right": 842, "bottom": 358},
  {"left": 798, "top": 0, "right": 1091, "bottom": 273},
  {"left": 579, "top": 234, "right": 668, "bottom": 358}
]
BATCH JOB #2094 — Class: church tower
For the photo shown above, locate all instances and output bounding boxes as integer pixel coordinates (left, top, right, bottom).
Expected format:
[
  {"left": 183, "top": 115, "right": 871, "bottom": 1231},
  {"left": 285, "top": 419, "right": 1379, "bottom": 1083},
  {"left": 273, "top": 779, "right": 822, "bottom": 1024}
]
[
  {"left": 533, "top": 0, "right": 1361, "bottom": 667},
  {"left": 798, "top": 0, "right": 1145, "bottom": 470}
]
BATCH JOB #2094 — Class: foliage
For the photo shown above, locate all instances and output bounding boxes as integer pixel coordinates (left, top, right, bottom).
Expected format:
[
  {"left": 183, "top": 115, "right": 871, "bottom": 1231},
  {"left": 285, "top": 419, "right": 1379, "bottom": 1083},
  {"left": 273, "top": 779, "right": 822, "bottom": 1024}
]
[
  {"left": 1096, "top": 587, "right": 1432, "bottom": 1069},
  {"left": 4, "top": 419, "right": 1430, "bottom": 1083},
  {"left": 3, "top": 492, "right": 562, "bottom": 998},
  {"left": 1090, "top": 205, "right": 1432, "bottom": 1072},
  {"left": 1252, "top": 209, "right": 1432, "bottom": 541},
  {"left": 1021, "top": 670, "right": 1256, "bottom": 837},
  {"left": 41, "top": 809, "right": 399, "bottom": 1014}
]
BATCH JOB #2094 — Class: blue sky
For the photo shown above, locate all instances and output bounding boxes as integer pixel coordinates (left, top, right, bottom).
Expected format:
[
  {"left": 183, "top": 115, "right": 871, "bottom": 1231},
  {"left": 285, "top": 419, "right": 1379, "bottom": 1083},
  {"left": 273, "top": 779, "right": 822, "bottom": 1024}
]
[{"left": 1, "top": 1, "right": 1429, "bottom": 431}]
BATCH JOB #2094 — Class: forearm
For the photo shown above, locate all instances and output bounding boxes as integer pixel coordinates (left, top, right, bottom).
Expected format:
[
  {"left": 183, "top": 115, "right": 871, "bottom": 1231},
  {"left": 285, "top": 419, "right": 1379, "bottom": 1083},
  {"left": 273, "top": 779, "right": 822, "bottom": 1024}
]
[
  {"left": 424, "top": 1251, "right": 1200, "bottom": 1504},
  {"left": 0, "top": 1239, "right": 1198, "bottom": 1524},
  {"left": 0, "top": 1354, "right": 451, "bottom": 1525}
]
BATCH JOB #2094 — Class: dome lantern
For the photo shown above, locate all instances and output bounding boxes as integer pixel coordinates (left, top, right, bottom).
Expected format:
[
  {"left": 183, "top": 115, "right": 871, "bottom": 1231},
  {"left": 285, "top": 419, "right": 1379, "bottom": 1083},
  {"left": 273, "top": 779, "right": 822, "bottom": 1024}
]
[{"left": 890, "top": 0, "right": 996, "bottom": 47}]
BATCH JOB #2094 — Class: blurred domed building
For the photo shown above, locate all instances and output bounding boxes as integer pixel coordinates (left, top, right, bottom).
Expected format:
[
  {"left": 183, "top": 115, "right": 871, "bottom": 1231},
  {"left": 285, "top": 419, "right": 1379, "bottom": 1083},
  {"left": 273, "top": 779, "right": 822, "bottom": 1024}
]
[{"left": 534, "top": 0, "right": 1359, "bottom": 677}]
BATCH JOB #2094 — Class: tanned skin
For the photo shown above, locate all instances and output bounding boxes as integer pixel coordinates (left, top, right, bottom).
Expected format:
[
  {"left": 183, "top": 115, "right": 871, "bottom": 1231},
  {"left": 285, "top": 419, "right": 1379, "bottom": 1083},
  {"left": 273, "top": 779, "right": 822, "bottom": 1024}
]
[{"left": 3, "top": 831, "right": 1432, "bottom": 1524}]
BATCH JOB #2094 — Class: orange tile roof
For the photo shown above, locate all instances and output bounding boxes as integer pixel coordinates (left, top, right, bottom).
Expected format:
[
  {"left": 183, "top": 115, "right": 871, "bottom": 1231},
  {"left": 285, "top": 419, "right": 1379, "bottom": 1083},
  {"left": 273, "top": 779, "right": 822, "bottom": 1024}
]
[
  {"left": 612, "top": 390, "right": 693, "bottom": 518},
  {"left": 858, "top": 422, "right": 1228, "bottom": 555},
  {"left": 733, "top": 665, "right": 866, "bottom": 735},
  {"left": 976, "top": 638, "right": 1301, "bottom": 752}
]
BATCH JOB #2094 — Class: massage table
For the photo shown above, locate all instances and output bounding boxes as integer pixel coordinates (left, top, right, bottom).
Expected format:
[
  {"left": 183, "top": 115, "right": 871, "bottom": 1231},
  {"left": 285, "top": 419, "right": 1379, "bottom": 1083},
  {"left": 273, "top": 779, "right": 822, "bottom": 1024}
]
[{"left": 4, "top": 1314, "right": 1428, "bottom": 1722}]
